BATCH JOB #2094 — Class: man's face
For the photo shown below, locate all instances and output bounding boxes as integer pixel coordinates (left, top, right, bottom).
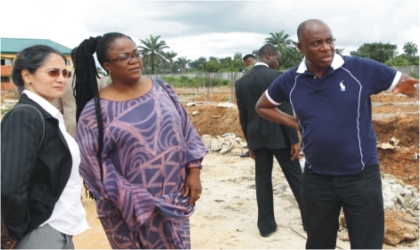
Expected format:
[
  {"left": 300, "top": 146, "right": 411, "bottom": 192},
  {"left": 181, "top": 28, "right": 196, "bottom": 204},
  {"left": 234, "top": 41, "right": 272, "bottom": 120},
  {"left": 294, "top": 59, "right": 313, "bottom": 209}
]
[
  {"left": 267, "top": 51, "right": 281, "bottom": 70},
  {"left": 298, "top": 21, "right": 335, "bottom": 73},
  {"left": 244, "top": 57, "right": 255, "bottom": 67}
]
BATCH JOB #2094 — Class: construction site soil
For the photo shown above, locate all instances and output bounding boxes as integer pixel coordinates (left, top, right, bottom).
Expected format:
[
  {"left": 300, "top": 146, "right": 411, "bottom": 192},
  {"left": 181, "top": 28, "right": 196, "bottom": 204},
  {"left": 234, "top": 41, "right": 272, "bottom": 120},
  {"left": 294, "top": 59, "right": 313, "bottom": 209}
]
[
  {"left": 178, "top": 87, "right": 419, "bottom": 188},
  {"left": 1, "top": 87, "right": 418, "bottom": 249},
  {"left": 1, "top": 88, "right": 418, "bottom": 187}
]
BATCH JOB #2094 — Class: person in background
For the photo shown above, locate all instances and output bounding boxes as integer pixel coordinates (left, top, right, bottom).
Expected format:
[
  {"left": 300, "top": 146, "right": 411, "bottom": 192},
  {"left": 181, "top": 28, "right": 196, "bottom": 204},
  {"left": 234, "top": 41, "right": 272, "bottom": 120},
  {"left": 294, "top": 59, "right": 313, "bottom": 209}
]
[
  {"left": 53, "top": 46, "right": 107, "bottom": 138},
  {"left": 74, "top": 32, "right": 208, "bottom": 249},
  {"left": 1, "top": 45, "right": 89, "bottom": 249},
  {"left": 238, "top": 53, "right": 257, "bottom": 158},
  {"left": 235, "top": 44, "right": 305, "bottom": 237},
  {"left": 242, "top": 54, "right": 256, "bottom": 73},
  {"left": 256, "top": 19, "right": 419, "bottom": 249}
]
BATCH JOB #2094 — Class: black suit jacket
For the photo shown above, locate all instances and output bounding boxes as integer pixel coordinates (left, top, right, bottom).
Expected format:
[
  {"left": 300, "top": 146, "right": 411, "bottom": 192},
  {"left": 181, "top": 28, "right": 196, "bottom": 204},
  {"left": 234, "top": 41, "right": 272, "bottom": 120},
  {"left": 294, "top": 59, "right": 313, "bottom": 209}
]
[
  {"left": 235, "top": 65, "right": 299, "bottom": 150},
  {"left": 1, "top": 94, "right": 72, "bottom": 239}
]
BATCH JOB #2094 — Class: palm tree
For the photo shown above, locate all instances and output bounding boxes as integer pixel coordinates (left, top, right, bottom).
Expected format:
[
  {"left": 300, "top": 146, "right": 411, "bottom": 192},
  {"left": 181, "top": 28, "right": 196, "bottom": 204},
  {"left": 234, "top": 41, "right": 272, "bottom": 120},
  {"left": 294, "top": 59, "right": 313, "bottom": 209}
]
[
  {"left": 197, "top": 57, "right": 207, "bottom": 72},
  {"left": 403, "top": 42, "right": 418, "bottom": 57},
  {"left": 163, "top": 50, "right": 178, "bottom": 73},
  {"left": 252, "top": 49, "right": 259, "bottom": 58},
  {"left": 265, "top": 32, "right": 302, "bottom": 69},
  {"left": 176, "top": 57, "right": 191, "bottom": 74},
  {"left": 278, "top": 45, "right": 303, "bottom": 69},
  {"left": 265, "top": 31, "right": 293, "bottom": 51},
  {"left": 138, "top": 35, "right": 169, "bottom": 74},
  {"left": 335, "top": 48, "right": 345, "bottom": 55}
]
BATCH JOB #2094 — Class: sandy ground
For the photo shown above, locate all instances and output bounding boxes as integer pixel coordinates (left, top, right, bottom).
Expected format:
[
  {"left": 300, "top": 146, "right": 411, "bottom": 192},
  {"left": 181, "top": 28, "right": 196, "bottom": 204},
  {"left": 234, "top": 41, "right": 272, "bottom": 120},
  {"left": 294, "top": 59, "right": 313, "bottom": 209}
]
[
  {"left": 1, "top": 89, "right": 417, "bottom": 249},
  {"left": 73, "top": 153, "right": 318, "bottom": 249},
  {"left": 73, "top": 152, "right": 415, "bottom": 249}
]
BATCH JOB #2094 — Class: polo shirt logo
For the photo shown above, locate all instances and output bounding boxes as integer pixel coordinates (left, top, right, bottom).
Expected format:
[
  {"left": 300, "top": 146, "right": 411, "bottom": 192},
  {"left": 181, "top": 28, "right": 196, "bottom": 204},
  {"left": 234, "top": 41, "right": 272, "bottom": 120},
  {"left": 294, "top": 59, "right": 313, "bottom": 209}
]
[{"left": 340, "top": 81, "right": 346, "bottom": 91}]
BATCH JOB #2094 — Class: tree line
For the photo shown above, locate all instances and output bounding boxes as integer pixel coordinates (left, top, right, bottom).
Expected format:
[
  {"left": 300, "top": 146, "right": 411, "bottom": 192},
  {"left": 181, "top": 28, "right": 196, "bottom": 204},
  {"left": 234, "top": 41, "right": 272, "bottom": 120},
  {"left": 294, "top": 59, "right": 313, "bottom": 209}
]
[{"left": 119, "top": 32, "right": 419, "bottom": 75}]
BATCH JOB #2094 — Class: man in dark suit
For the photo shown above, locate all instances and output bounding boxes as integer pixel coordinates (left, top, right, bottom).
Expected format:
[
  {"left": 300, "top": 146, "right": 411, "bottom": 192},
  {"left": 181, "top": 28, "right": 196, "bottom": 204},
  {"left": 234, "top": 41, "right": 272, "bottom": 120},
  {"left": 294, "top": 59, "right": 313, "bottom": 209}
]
[
  {"left": 239, "top": 53, "right": 256, "bottom": 158},
  {"left": 242, "top": 54, "right": 256, "bottom": 73},
  {"left": 235, "top": 44, "right": 305, "bottom": 237}
]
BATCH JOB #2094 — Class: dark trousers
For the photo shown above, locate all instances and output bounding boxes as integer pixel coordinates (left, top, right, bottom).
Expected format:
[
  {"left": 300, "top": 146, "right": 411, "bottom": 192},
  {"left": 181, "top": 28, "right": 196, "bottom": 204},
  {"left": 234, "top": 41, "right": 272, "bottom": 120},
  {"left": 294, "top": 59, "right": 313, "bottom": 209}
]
[
  {"left": 254, "top": 148, "right": 305, "bottom": 235},
  {"left": 302, "top": 164, "right": 384, "bottom": 249}
]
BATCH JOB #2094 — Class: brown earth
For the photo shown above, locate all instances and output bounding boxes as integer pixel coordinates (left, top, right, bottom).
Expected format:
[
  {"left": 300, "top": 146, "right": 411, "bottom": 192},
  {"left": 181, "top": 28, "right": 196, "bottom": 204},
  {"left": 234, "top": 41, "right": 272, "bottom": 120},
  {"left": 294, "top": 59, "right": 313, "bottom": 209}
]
[
  {"left": 2, "top": 88, "right": 419, "bottom": 188},
  {"left": 1, "top": 88, "right": 418, "bottom": 249},
  {"left": 179, "top": 88, "right": 419, "bottom": 187}
]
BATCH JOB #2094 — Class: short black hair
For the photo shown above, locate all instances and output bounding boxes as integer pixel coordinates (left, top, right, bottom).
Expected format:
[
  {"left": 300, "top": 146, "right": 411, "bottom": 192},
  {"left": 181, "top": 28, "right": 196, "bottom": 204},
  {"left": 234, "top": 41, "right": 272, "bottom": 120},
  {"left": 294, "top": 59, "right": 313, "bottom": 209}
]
[
  {"left": 242, "top": 54, "right": 256, "bottom": 61},
  {"left": 258, "top": 44, "right": 279, "bottom": 59}
]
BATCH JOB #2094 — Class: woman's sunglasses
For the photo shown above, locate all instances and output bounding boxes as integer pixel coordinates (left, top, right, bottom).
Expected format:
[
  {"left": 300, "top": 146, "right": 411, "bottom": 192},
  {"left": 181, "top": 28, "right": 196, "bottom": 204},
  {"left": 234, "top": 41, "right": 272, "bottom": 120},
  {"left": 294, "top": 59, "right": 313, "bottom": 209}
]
[{"left": 37, "top": 68, "right": 71, "bottom": 78}]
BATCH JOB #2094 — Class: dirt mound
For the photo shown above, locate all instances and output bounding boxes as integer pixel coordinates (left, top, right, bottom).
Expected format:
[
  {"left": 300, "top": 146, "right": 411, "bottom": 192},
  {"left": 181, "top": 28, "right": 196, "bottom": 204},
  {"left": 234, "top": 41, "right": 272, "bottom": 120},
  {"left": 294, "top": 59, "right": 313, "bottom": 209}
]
[
  {"left": 185, "top": 103, "right": 244, "bottom": 138},
  {"left": 2, "top": 88, "right": 418, "bottom": 187},
  {"left": 374, "top": 115, "right": 419, "bottom": 148},
  {"left": 181, "top": 90, "right": 419, "bottom": 188},
  {"left": 371, "top": 94, "right": 413, "bottom": 102}
]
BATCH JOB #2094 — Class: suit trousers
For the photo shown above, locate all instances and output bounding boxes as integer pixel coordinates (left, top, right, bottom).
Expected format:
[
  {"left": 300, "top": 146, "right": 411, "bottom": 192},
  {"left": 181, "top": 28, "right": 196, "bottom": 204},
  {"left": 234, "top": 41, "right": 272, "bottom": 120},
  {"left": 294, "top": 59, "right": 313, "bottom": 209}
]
[
  {"left": 253, "top": 148, "right": 305, "bottom": 235},
  {"left": 15, "top": 224, "right": 74, "bottom": 249},
  {"left": 302, "top": 164, "right": 384, "bottom": 249}
]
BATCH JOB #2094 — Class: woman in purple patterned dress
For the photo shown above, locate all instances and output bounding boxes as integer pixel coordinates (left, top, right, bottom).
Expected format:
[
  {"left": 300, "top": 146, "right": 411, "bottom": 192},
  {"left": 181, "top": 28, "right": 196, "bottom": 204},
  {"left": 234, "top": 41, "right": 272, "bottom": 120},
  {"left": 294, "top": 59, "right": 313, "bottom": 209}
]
[{"left": 73, "top": 33, "right": 208, "bottom": 249}]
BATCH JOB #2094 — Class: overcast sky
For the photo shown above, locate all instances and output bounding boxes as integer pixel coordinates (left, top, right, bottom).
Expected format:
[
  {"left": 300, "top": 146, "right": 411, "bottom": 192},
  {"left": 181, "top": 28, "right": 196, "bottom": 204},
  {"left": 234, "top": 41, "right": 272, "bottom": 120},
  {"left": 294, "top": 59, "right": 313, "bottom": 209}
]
[{"left": 1, "top": 0, "right": 419, "bottom": 61}]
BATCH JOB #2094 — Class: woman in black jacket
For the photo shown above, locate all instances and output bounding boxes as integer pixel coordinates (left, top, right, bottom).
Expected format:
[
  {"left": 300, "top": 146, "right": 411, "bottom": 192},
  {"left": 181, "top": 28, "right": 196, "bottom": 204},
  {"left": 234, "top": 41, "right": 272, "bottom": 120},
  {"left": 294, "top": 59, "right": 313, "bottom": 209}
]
[{"left": 1, "top": 45, "right": 89, "bottom": 249}]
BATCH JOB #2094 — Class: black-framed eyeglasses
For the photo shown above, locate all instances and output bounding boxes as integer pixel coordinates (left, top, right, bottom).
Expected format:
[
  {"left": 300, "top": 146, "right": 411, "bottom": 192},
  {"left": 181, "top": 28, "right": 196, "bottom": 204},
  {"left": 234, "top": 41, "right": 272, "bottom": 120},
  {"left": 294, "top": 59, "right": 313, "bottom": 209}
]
[
  {"left": 37, "top": 68, "right": 70, "bottom": 78},
  {"left": 110, "top": 52, "right": 142, "bottom": 64}
]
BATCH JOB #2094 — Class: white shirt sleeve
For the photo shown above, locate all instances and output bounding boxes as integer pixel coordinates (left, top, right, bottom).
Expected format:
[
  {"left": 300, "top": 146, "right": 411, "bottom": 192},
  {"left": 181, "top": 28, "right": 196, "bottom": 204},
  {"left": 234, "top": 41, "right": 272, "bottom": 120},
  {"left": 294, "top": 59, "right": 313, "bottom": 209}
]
[{"left": 387, "top": 71, "right": 402, "bottom": 91}]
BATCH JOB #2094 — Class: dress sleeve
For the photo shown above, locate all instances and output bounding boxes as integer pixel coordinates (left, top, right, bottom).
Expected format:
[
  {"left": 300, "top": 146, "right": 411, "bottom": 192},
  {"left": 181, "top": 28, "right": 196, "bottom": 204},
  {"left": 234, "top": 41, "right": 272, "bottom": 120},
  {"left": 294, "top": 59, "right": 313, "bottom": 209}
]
[
  {"left": 161, "top": 82, "right": 208, "bottom": 169},
  {"left": 76, "top": 106, "right": 194, "bottom": 232},
  {"left": 76, "top": 114, "right": 156, "bottom": 231}
]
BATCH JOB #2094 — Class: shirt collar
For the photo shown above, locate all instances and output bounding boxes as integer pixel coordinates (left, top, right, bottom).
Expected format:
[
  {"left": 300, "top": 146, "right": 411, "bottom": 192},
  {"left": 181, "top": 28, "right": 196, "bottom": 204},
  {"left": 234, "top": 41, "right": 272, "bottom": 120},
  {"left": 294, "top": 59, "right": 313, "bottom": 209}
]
[
  {"left": 22, "top": 90, "right": 62, "bottom": 119},
  {"left": 254, "top": 62, "right": 269, "bottom": 67},
  {"left": 296, "top": 53, "right": 344, "bottom": 73}
]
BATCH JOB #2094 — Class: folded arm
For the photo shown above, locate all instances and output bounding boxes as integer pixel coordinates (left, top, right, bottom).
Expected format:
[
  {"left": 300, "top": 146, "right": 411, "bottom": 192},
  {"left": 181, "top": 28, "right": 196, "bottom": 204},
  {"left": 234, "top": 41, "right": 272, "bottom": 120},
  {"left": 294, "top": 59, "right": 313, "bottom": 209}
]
[{"left": 256, "top": 91, "right": 299, "bottom": 131}]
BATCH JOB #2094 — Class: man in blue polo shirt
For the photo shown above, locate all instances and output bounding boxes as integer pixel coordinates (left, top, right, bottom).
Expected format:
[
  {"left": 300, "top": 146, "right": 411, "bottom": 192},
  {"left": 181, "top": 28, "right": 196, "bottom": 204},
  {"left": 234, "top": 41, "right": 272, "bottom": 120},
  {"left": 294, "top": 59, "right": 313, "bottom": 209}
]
[{"left": 256, "top": 19, "right": 419, "bottom": 249}]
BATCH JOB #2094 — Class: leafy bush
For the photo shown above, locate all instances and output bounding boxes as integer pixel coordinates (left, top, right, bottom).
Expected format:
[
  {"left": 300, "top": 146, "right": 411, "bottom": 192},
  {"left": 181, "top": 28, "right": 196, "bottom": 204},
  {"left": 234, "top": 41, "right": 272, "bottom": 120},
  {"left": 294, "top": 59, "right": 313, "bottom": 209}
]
[
  {"left": 161, "top": 75, "right": 234, "bottom": 88},
  {"left": 385, "top": 57, "right": 411, "bottom": 66},
  {"left": 409, "top": 71, "right": 419, "bottom": 79}
]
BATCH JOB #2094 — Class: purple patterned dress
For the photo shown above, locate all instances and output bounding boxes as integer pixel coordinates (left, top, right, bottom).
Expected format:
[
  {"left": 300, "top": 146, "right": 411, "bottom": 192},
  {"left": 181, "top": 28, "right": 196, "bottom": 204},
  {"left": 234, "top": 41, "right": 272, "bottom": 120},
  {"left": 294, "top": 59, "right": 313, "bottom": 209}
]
[{"left": 76, "top": 79, "right": 208, "bottom": 249}]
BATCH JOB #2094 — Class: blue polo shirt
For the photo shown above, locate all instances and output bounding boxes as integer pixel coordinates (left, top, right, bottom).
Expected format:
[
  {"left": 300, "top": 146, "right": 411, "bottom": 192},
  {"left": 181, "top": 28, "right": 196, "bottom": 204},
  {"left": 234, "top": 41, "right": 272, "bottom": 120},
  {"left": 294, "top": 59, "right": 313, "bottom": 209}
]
[{"left": 266, "top": 54, "right": 401, "bottom": 176}]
